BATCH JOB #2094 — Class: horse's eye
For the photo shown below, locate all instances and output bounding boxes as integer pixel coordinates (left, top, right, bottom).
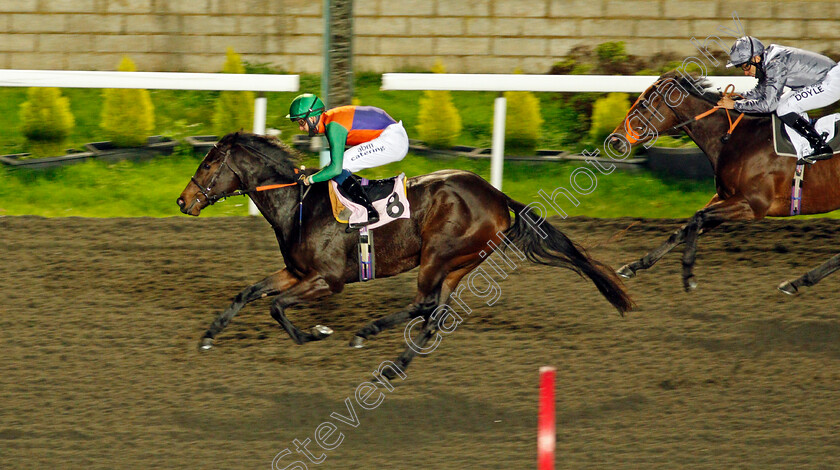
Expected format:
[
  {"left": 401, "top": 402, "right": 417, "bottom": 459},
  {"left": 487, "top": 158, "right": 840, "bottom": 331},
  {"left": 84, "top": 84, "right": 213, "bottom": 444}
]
[{"left": 202, "top": 163, "right": 211, "bottom": 170}]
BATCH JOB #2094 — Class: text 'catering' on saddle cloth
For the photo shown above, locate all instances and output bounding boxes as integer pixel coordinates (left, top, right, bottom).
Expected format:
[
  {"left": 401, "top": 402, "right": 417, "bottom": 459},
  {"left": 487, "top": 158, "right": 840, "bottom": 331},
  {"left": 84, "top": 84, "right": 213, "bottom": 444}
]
[{"left": 328, "top": 173, "right": 411, "bottom": 229}]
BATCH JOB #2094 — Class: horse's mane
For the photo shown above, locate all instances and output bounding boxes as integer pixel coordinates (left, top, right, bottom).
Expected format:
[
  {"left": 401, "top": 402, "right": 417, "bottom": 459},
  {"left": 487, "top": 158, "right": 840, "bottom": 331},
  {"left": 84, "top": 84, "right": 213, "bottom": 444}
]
[
  {"left": 660, "top": 70, "right": 769, "bottom": 120},
  {"left": 222, "top": 132, "right": 302, "bottom": 180},
  {"left": 660, "top": 70, "right": 722, "bottom": 105}
]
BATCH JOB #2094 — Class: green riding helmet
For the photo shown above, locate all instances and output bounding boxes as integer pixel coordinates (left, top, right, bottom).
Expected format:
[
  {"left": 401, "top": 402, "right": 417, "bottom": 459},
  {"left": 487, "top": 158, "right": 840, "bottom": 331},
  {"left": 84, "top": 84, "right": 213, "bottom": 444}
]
[
  {"left": 287, "top": 93, "right": 325, "bottom": 120},
  {"left": 287, "top": 93, "right": 325, "bottom": 137}
]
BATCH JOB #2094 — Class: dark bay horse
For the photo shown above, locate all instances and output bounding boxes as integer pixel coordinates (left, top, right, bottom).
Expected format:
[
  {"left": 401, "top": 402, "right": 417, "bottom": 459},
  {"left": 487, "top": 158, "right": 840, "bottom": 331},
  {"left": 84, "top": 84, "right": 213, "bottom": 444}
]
[
  {"left": 610, "top": 71, "right": 840, "bottom": 294},
  {"left": 177, "top": 132, "right": 633, "bottom": 376}
]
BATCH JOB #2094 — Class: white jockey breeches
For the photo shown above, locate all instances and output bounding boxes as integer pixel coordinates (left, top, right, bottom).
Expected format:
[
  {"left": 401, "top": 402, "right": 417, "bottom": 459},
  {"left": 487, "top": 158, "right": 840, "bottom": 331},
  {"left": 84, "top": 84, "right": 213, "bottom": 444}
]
[
  {"left": 777, "top": 64, "right": 840, "bottom": 117},
  {"left": 342, "top": 121, "right": 409, "bottom": 173}
]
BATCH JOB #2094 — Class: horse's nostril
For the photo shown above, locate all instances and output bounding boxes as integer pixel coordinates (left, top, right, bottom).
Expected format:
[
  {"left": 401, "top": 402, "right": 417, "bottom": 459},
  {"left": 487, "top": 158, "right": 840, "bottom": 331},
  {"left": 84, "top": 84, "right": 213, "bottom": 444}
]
[{"left": 176, "top": 198, "right": 185, "bottom": 208}]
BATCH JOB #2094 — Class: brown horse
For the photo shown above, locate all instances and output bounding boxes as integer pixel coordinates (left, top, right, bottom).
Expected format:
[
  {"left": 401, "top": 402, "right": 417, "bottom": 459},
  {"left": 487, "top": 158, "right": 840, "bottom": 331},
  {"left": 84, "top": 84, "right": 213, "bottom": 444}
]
[
  {"left": 609, "top": 71, "right": 840, "bottom": 294},
  {"left": 177, "top": 132, "right": 633, "bottom": 377}
]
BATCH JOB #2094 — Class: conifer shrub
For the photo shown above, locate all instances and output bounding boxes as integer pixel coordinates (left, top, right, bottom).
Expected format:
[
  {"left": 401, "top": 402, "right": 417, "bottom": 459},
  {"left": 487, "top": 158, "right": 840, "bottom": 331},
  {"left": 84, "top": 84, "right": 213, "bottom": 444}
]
[
  {"left": 20, "top": 87, "right": 75, "bottom": 145},
  {"left": 504, "top": 70, "right": 543, "bottom": 152},
  {"left": 416, "top": 61, "right": 462, "bottom": 148},
  {"left": 588, "top": 92, "right": 631, "bottom": 146},
  {"left": 101, "top": 56, "right": 155, "bottom": 147},
  {"left": 213, "top": 48, "right": 254, "bottom": 136}
]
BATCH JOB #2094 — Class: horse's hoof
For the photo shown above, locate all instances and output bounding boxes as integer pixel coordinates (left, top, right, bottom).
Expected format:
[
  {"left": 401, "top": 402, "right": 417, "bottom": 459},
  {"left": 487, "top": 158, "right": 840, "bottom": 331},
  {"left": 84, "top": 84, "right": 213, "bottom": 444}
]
[
  {"left": 372, "top": 375, "right": 402, "bottom": 388},
  {"left": 778, "top": 281, "right": 799, "bottom": 296},
  {"left": 616, "top": 264, "right": 636, "bottom": 279},
  {"left": 350, "top": 336, "right": 365, "bottom": 348},
  {"left": 683, "top": 276, "right": 698, "bottom": 292},
  {"left": 310, "top": 325, "right": 334, "bottom": 340},
  {"left": 199, "top": 337, "right": 214, "bottom": 351}
]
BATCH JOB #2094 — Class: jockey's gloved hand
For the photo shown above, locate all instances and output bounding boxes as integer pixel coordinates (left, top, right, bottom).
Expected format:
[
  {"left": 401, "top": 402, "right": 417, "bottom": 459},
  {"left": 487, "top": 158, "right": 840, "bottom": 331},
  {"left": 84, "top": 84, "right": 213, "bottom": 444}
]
[{"left": 299, "top": 174, "right": 311, "bottom": 186}]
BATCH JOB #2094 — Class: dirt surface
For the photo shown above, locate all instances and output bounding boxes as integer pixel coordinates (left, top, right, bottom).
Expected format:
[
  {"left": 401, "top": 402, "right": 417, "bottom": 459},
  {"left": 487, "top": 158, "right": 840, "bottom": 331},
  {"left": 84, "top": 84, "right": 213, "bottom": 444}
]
[{"left": 3, "top": 214, "right": 840, "bottom": 469}]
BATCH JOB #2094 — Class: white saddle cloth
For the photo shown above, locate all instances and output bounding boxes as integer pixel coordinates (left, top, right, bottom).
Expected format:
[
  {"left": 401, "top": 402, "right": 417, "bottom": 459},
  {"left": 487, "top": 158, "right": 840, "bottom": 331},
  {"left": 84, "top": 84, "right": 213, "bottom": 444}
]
[
  {"left": 329, "top": 173, "right": 411, "bottom": 230},
  {"left": 784, "top": 113, "right": 840, "bottom": 159}
]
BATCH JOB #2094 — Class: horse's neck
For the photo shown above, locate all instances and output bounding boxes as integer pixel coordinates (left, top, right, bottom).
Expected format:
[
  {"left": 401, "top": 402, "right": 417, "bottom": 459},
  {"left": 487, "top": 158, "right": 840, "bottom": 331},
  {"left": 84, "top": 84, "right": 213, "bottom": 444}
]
[
  {"left": 235, "top": 161, "right": 298, "bottom": 226},
  {"left": 681, "top": 97, "right": 732, "bottom": 168},
  {"left": 252, "top": 183, "right": 334, "bottom": 252},
  {"left": 250, "top": 186, "right": 301, "bottom": 241}
]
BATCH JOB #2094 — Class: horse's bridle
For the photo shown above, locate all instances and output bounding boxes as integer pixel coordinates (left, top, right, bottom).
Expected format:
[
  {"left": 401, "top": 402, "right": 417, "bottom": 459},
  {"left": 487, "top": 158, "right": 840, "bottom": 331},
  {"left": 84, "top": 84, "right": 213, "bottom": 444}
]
[
  {"left": 628, "top": 79, "right": 688, "bottom": 135},
  {"left": 628, "top": 79, "right": 744, "bottom": 144},
  {"left": 190, "top": 140, "right": 313, "bottom": 242},
  {"left": 191, "top": 146, "right": 242, "bottom": 205},
  {"left": 191, "top": 143, "right": 301, "bottom": 206}
]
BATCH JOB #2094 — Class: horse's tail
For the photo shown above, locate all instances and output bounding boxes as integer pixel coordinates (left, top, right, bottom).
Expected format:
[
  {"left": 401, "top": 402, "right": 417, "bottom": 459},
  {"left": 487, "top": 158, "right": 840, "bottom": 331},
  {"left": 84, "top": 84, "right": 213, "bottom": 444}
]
[{"left": 503, "top": 197, "right": 635, "bottom": 315}]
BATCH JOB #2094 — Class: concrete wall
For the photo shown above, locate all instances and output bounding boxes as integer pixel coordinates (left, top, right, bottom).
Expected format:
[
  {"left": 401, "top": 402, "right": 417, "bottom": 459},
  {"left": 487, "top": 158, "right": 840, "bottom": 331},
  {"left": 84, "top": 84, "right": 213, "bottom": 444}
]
[{"left": 1, "top": 0, "right": 838, "bottom": 74}]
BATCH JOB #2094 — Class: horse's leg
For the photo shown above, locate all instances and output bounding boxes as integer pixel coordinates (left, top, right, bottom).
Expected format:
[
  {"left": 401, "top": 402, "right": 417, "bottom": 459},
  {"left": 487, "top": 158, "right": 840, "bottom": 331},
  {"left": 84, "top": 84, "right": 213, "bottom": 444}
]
[
  {"left": 200, "top": 268, "right": 300, "bottom": 350},
  {"left": 199, "top": 269, "right": 334, "bottom": 350},
  {"left": 680, "top": 195, "right": 759, "bottom": 291},
  {"left": 779, "top": 252, "right": 840, "bottom": 295},
  {"left": 618, "top": 195, "right": 723, "bottom": 279},
  {"left": 617, "top": 224, "right": 690, "bottom": 278},
  {"left": 379, "top": 317, "right": 439, "bottom": 382},
  {"left": 349, "top": 272, "right": 445, "bottom": 348},
  {"left": 349, "top": 302, "right": 428, "bottom": 348},
  {"left": 381, "top": 266, "right": 477, "bottom": 379},
  {"left": 350, "top": 252, "right": 477, "bottom": 348},
  {"left": 268, "top": 271, "right": 336, "bottom": 345}
]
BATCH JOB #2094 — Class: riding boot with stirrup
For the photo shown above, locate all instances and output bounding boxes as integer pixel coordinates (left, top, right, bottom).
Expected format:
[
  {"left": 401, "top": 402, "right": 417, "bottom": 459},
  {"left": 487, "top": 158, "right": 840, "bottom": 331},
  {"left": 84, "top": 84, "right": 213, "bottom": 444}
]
[
  {"left": 780, "top": 112, "right": 834, "bottom": 163},
  {"left": 339, "top": 177, "right": 380, "bottom": 229}
]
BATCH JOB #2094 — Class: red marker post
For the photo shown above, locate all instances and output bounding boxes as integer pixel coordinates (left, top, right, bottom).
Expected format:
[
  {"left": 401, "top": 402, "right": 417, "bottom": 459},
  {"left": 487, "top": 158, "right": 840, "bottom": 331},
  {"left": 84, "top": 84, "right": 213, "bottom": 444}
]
[{"left": 537, "top": 366, "right": 556, "bottom": 470}]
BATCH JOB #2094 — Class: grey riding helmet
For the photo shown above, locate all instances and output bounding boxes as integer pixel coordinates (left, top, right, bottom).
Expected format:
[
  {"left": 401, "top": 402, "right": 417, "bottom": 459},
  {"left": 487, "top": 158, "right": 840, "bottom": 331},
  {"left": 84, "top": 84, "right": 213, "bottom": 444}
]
[{"left": 726, "top": 36, "right": 766, "bottom": 68}]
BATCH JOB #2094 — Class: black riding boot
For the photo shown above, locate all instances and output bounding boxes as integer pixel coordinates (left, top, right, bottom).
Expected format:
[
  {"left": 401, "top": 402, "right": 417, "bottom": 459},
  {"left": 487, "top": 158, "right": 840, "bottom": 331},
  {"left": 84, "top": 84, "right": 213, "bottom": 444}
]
[
  {"left": 780, "top": 112, "right": 834, "bottom": 162},
  {"left": 339, "top": 177, "right": 380, "bottom": 228}
]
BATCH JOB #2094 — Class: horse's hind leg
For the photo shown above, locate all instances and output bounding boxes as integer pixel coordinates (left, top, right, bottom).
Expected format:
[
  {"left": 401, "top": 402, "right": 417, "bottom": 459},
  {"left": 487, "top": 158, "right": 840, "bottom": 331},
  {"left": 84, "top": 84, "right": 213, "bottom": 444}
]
[
  {"left": 350, "top": 251, "right": 478, "bottom": 348},
  {"left": 200, "top": 268, "right": 298, "bottom": 350},
  {"left": 382, "top": 276, "right": 475, "bottom": 379},
  {"left": 779, "top": 252, "right": 840, "bottom": 295},
  {"left": 350, "top": 282, "right": 444, "bottom": 348},
  {"left": 349, "top": 303, "right": 428, "bottom": 348},
  {"left": 380, "top": 317, "right": 439, "bottom": 381},
  {"left": 379, "top": 264, "right": 478, "bottom": 378}
]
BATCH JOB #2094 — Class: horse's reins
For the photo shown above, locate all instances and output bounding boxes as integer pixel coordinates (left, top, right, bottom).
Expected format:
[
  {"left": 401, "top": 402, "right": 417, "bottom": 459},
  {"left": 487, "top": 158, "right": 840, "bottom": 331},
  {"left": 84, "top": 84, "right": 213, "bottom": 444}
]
[
  {"left": 192, "top": 142, "right": 313, "bottom": 241},
  {"left": 670, "top": 84, "right": 744, "bottom": 143},
  {"left": 627, "top": 81, "right": 745, "bottom": 144},
  {"left": 193, "top": 143, "right": 307, "bottom": 204}
]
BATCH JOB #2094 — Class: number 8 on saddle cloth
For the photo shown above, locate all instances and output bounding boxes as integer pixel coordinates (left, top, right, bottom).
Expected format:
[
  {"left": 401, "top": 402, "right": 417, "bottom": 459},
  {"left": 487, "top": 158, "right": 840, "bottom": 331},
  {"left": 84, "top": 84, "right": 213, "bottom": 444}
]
[{"left": 328, "top": 174, "right": 411, "bottom": 282}]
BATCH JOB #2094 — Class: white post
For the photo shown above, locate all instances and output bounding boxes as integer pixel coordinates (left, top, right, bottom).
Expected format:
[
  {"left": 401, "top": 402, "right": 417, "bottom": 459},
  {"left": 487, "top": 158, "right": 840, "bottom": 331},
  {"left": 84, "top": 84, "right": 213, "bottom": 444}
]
[
  {"left": 491, "top": 95, "right": 506, "bottom": 191},
  {"left": 253, "top": 93, "right": 267, "bottom": 134},
  {"left": 249, "top": 93, "right": 268, "bottom": 215}
]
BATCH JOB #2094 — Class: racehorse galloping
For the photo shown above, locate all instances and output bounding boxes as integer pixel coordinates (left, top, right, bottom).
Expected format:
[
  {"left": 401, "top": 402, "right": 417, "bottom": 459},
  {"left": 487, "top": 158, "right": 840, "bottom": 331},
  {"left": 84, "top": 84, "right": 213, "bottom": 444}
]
[
  {"left": 611, "top": 71, "right": 840, "bottom": 294},
  {"left": 177, "top": 133, "right": 633, "bottom": 376}
]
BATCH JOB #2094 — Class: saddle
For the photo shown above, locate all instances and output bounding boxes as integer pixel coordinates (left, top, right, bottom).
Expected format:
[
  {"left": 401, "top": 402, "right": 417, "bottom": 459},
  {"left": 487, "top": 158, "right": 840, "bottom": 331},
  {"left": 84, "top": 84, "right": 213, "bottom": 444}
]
[
  {"left": 772, "top": 113, "right": 840, "bottom": 159},
  {"left": 343, "top": 175, "right": 398, "bottom": 201},
  {"left": 327, "top": 174, "right": 411, "bottom": 283},
  {"left": 328, "top": 173, "right": 411, "bottom": 230}
]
